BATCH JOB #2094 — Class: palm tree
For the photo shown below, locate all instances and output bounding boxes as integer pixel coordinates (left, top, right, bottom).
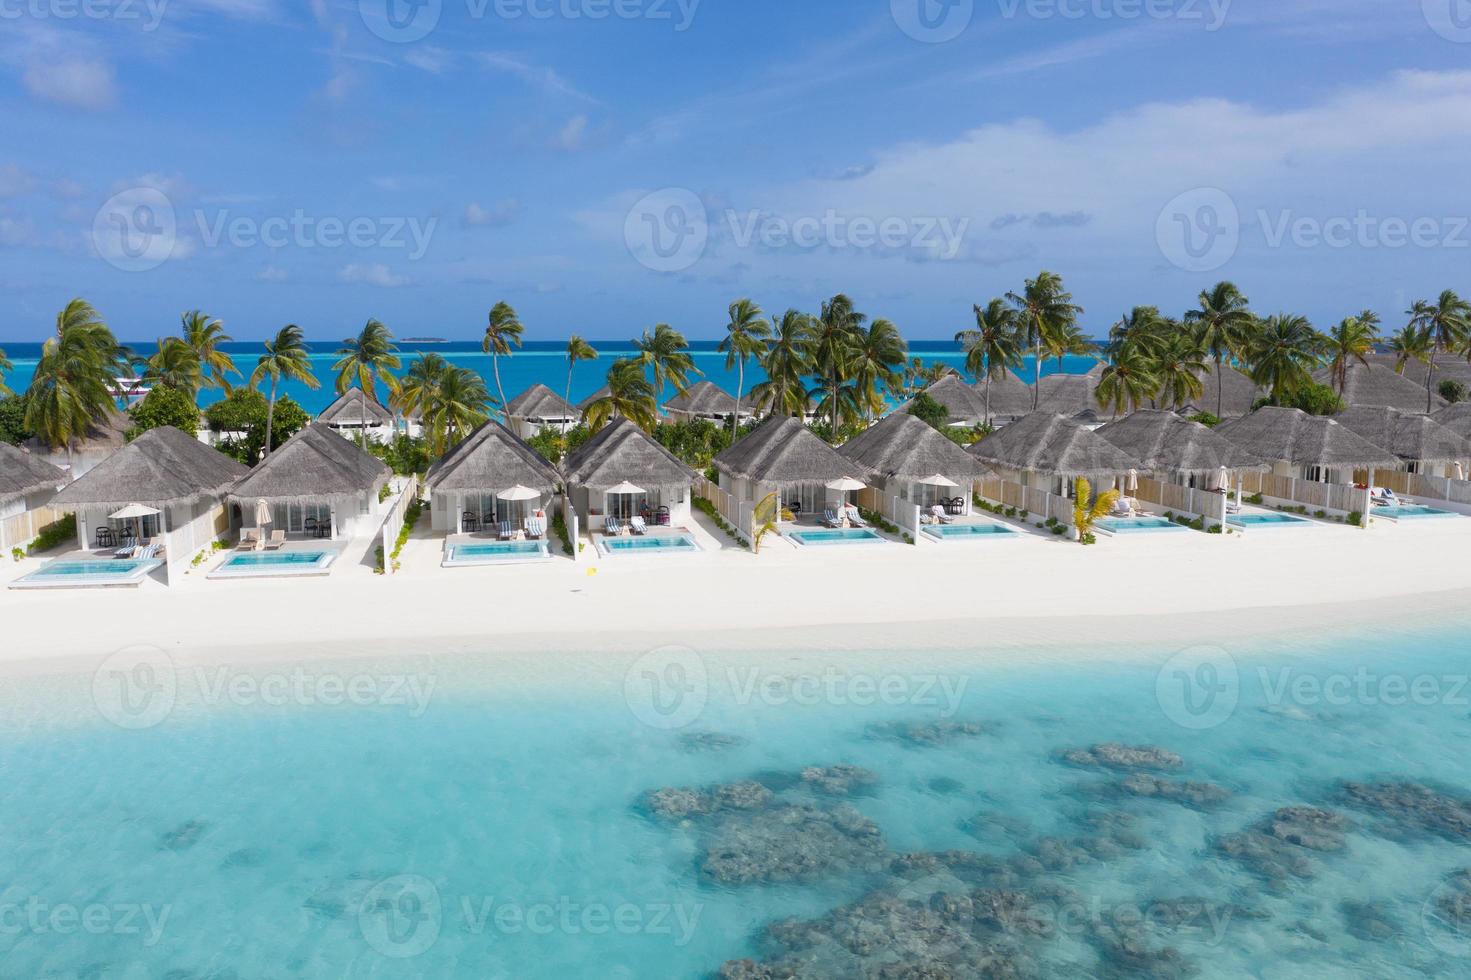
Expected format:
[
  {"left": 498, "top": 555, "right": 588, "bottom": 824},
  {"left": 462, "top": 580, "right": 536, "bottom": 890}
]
[
  {"left": 585, "top": 357, "right": 657, "bottom": 432},
  {"left": 848, "top": 318, "right": 907, "bottom": 421},
  {"left": 394, "top": 354, "right": 449, "bottom": 449},
  {"left": 1072, "top": 477, "right": 1121, "bottom": 545},
  {"left": 717, "top": 300, "right": 771, "bottom": 436},
  {"left": 812, "top": 294, "right": 864, "bottom": 437},
  {"left": 956, "top": 300, "right": 1022, "bottom": 427},
  {"left": 144, "top": 337, "right": 203, "bottom": 393},
  {"left": 634, "top": 323, "right": 700, "bottom": 412},
  {"left": 1007, "top": 271, "right": 1083, "bottom": 409},
  {"left": 1325, "top": 312, "right": 1380, "bottom": 394},
  {"left": 483, "top": 301, "right": 524, "bottom": 417},
  {"left": 24, "top": 299, "right": 127, "bottom": 470},
  {"left": 1246, "top": 314, "right": 1323, "bottom": 402},
  {"left": 250, "top": 324, "right": 317, "bottom": 458},
  {"left": 1407, "top": 291, "right": 1471, "bottom": 412},
  {"left": 424, "top": 365, "right": 490, "bottom": 454},
  {"left": 1153, "top": 328, "right": 1209, "bottom": 410},
  {"left": 1096, "top": 342, "right": 1159, "bottom": 416},
  {"left": 563, "top": 336, "right": 598, "bottom": 435},
  {"left": 333, "top": 319, "right": 401, "bottom": 448},
  {"left": 751, "top": 310, "right": 815, "bottom": 419},
  {"left": 1184, "top": 282, "right": 1254, "bottom": 419},
  {"left": 1386, "top": 324, "right": 1432, "bottom": 376},
  {"left": 0, "top": 347, "right": 10, "bottom": 397},
  {"left": 180, "top": 310, "right": 237, "bottom": 393}
]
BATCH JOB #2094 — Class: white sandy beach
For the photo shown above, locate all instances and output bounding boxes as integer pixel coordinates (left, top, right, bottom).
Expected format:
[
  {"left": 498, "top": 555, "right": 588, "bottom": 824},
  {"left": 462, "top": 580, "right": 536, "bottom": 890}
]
[{"left": 3, "top": 508, "right": 1470, "bottom": 680}]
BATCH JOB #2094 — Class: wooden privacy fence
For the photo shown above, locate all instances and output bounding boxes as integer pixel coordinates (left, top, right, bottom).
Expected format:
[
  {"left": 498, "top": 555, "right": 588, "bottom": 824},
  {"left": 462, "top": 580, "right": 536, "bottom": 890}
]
[
  {"left": 1238, "top": 471, "right": 1364, "bottom": 516},
  {"left": 1133, "top": 477, "right": 1227, "bottom": 524},
  {"left": 977, "top": 477, "right": 1076, "bottom": 526},
  {"left": 1, "top": 504, "right": 64, "bottom": 551},
  {"left": 695, "top": 476, "right": 752, "bottom": 539},
  {"left": 1353, "top": 469, "right": 1471, "bottom": 507},
  {"left": 378, "top": 475, "right": 420, "bottom": 576}
]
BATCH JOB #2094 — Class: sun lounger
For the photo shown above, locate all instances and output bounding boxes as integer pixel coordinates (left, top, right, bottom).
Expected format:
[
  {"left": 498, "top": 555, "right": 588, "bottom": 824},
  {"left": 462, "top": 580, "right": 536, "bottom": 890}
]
[
  {"left": 630, "top": 516, "right": 648, "bottom": 535},
  {"left": 237, "top": 530, "right": 262, "bottom": 552},
  {"left": 843, "top": 505, "right": 868, "bottom": 528},
  {"left": 525, "top": 517, "right": 546, "bottom": 539},
  {"left": 821, "top": 510, "right": 846, "bottom": 528},
  {"left": 500, "top": 521, "right": 516, "bottom": 540},
  {"left": 263, "top": 530, "right": 286, "bottom": 551},
  {"left": 929, "top": 505, "right": 956, "bottom": 525},
  {"left": 604, "top": 515, "right": 623, "bottom": 536}
]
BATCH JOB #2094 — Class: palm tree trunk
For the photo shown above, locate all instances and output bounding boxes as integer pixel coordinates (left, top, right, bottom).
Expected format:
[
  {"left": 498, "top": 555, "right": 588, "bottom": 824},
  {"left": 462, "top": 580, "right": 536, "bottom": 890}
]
[
  {"left": 1427, "top": 350, "right": 1439, "bottom": 413},
  {"left": 1215, "top": 354, "right": 1224, "bottom": 419},
  {"left": 984, "top": 374, "right": 993, "bottom": 427},
  {"left": 359, "top": 387, "right": 368, "bottom": 450},
  {"left": 493, "top": 355, "right": 506, "bottom": 421},
  {"left": 733, "top": 358, "right": 744, "bottom": 439},
  {"left": 264, "top": 377, "right": 278, "bottom": 459},
  {"left": 563, "top": 362, "right": 574, "bottom": 437},
  {"left": 1032, "top": 328, "right": 1042, "bottom": 410}
]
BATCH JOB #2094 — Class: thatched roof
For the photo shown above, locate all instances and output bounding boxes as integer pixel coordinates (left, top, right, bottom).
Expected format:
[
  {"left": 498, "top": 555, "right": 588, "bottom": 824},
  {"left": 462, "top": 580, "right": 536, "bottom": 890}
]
[
  {"left": 577, "top": 386, "right": 611, "bottom": 413},
  {"left": 1182, "top": 363, "right": 1267, "bottom": 419},
  {"left": 1095, "top": 409, "right": 1268, "bottom": 476},
  {"left": 50, "top": 426, "right": 248, "bottom": 509},
  {"left": 714, "top": 416, "right": 869, "bottom": 484},
  {"left": 838, "top": 413, "right": 989, "bottom": 483},
  {"left": 968, "top": 412, "right": 1140, "bottom": 477},
  {"left": 1314, "top": 363, "right": 1445, "bottom": 413},
  {"left": 665, "top": 380, "right": 740, "bottom": 417},
  {"left": 1332, "top": 406, "right": 1471, "bottom": 464},
  {"left": 425, "top": 419, "right": 560, "bottom": 494},
  {"left": 0, "top": 442, "right": 67, "bottom": 507},
  {"left": 1216, "top": 406, "right": 1400, "bottom": 469},
  {"left": 229, "top": 424, "right": 390, "bottom": 504},
  {"left": 561, "top": 418, "right": 697, "bottom": 491},
  {"left": 1368, "top": 352, "right": 1471, "bottom": 391},
  {"left": 318, "top": 387, "right": 393, "bottom": 426},
  {"left": 24, "top": 407, "right": 130, "bottom": 456},
  {"left": 971, "top": 370, "right": 1037, "bottom": 419},
  {"left": 914, "top": 375, "right": 988, "bottom": 423},
  {"left": 1431, "top": 402, "right": 1471, "bottom": 439},
  {"left": 505, "top": 383, "right": 578, "bottom": 421},
  {"left": 1032, "top": 372, "right": 1099, "bottom": 415}
]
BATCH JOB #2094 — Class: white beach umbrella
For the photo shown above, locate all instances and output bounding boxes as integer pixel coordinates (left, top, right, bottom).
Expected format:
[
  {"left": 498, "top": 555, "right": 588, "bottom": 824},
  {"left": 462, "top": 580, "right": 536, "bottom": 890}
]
[
  {"left": 254, "top": 498, "right": 273, "bottom": 528},
  {"left": 605, "top": 481, "right": 646, "bottom": 496},
  {"left": 1126, "top": 469, "right": 1139, "bottom": 493},
  {"left": 497, "top": 485, "right": 541, "bottom": 501},
  {"left": 1457, "top": 462, "right": 1466, "bottom": 481},
  {"left": 109, "top": 503, "right": 159, "bottom": 545},
  {"left": 915, "top": 473, "right": 960, "bottom": 488},
  {"left": 1215, "top": 467, "right": 1230, "bottom": 492},
  {"left": 826, "top": 476, "right": 867, "bottom": 513}
]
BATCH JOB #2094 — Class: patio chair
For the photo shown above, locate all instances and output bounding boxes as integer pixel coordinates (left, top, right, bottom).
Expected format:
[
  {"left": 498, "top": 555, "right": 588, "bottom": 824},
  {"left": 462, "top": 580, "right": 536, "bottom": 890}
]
[
  {"left": 842, "top": 504, "right": 868, "bottom": 528},
  {"left": 604, "top": 515, "right": 624, "bottom": 537},
  {"left": 95, "top": 526, "right": 115, "bottom": 549},
  {"left": 461, "top": 512, "right": 480, "bottom": 532},
  {"left": 945, "top": 497, "right": 965, "bottom": 516},
  {"left": 525, "top": 516, "right": 546, "bottom": 539},
  {"left": 499, "top": 520, "right": 516, "bottom": 540},
  {"left": 929, "top": 505, "right": 956, "bottom": 525},
  {"left": 264, "top": 530, "right": 287, "bottom": 551},
  {"left": 236, "top": 529, "right": 262, "bottom": 552},
  {"left": 656, "top": 506, "right": 671, "bottom": 526},
  {"left": 821, "top": 509, "right": 845, "bottom": 528},
  {"left": 630, "top": 516, "right": 648, "bottom": 535}
]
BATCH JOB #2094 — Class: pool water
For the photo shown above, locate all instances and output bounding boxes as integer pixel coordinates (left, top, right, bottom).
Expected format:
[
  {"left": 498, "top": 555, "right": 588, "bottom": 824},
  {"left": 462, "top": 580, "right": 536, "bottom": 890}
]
[
  {"left": 1229, "top": 511, "right": 1313, "bottom": 527},
  {"left": 445, "top": 540, "right": 550, "bottom": 565},
  {"left": 209, "top": 551, "right": 338, "bottom": 579},
  {"left": 601, "top": 534, "right": 699, "bottom": 555},
  {"left": 33, "top": 560, "right": 152, "bottom": 577},
  {"left": 225, "top": 551, "right": 333, "bottom": 568},
  {"left": 922, "top": 522, "right": 1019, "bottom": 540},
  {"left": 1097, "top": 516, "right": 1188, "bottom": 534},
  {"left": 786, "top": 527, "right": 886, "bottom": 546},
  {"left": 1379, "top": 505, "right": 1459, "bottom": 520},
  {"left": 10, "top": 619, "right": 1471, "bottom": 976}
]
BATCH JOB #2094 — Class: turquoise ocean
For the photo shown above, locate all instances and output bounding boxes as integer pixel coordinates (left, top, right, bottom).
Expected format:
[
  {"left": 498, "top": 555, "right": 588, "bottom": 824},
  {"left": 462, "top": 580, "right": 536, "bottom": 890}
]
[{"left": 5, "top": 617, "right": 1471, "bottom": 976}]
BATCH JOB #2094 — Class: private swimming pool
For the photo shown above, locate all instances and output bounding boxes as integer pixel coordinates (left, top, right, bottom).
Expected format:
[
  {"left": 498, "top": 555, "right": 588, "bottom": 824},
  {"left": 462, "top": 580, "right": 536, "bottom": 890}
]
[
  {"left": 209, "top": 550, "right": 338, "bottom": 579},
  {"left": 1096, "top": 516, "right": 1189, "bottom": 534},
  {"left": 1377, "top": 504, "right": 1459, "bottom": 520},
  {"left": 786, "top": 527, "right": 886, "bottom": 546},
  {"left": 9, "top": 557, "right": 162, "bottom": 589},
  {"left": 1228, "top": 511, "right": 1314, "bottom": 529},
  {"left": 597, "top": 533, "right": 700, "bottom": 557},
  {"left": 921, "top": 522, "right": 1019, "bottom": 541},
  {"left": 443, "top": 540, "right": 551, "bottom": 567}
]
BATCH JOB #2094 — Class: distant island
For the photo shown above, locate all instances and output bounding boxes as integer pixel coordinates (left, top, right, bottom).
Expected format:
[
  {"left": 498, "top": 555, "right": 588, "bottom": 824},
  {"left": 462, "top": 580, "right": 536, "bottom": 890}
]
[{"left": 403, "top": 337, "right": 449, "bottom": 344}]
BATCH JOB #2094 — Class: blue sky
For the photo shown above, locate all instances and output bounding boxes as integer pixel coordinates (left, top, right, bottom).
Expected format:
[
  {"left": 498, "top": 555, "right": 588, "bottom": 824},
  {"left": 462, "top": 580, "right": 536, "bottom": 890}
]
[{"left": 1, "top": 0, "right": 1469, "bottom": 342}]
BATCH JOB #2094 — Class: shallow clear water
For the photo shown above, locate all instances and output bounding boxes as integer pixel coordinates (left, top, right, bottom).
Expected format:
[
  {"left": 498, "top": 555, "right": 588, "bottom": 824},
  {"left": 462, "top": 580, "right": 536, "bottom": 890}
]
[
  {"left": 225, "top": 551, "right": 332, "bottom": 567},
  {"left": 1381, "top": 506, "right": 1459, "bottom": 520},
  {"left": 604, "top": 535, "right": 698, "bottom": 552},
  {"left": 787, "top": 528, "right": 885, "bottom": 546},
  {"left": 1098, "top": 517, "right": 1185, "bottom": 534},
  {"left": 7, "top": 619, "right": 1471, "bottom": 977},
  {"left": 923, "top": 522, "right": 1017, "bottom": 538},
  {"left": 32, "top": 560, "right": 150, "bottom": 577},
  {"left": 1231, "top": 512, "right": 1313, "bottom": 527}
]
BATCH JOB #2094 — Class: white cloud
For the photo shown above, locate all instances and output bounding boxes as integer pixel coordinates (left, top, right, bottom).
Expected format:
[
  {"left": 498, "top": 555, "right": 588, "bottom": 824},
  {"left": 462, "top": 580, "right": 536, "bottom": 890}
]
[
  {"left": 405, "top": 46, "right": 453, "bottom": 75},
  {"left": 257, "top": 264, "right": 289, "bottom": 282},
  {"left": 554, "top": 115, "right": 589, "bottom": 152},
  {"left": 23, "top": 59, "right": 117, "bottom": 110},
  {"left": 463, "top": 199, "right": 522, "bottom": 228},
  {"left": 478, "top": 53, "right": 600, "bottom": 104},
  {"left": 340, "top": 263, "right": 412, "bottom": 288}
]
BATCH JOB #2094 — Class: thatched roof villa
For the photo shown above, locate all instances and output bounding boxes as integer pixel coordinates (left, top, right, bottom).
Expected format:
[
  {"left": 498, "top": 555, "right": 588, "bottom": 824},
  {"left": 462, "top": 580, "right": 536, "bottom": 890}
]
[
  {"left": 505, "top": 384, "right": 579, "bottom": 440},
  {"left": 1095, "top": 410, "right": 1268, "bottom": 481},
  {"left": 967, "top": 412, "right": 1140, "bottom": 495},
  {"left": 838, "top": 412, "right": 989, "bottom": 510},
  {"left": 0, "top": 443, "right": 68, "bottom": 552},
  {"left": 1332, "top": 406, "right": 1471, "bottom": 479},
  {"left": 561, "top": 418, "right": 698, "bottom": 526},
  {"left": 664, "top": 381, "right": 749, "bottom": 424},
  {"left": 228, "top": 424, "right": 391, "bottom": 542},
  {"left": 1216, "top": 406, "right": 1399, "bottom": 482},
  {"left": 424, "top": 420, "right": 561, "bottom": 535},
  {"left": 714, "top": 416, "right": 871, "bottom": 516}
]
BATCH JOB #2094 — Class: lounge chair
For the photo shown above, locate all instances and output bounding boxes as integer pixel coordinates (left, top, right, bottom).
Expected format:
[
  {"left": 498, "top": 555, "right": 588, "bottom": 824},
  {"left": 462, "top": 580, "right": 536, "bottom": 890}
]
[
  {"left": 605, "top": 516, "right": 625, "bottom": 537},
  {"left": 499, "top": 520, "right": 517, "bottom": 540},
  {"left": 1109, "top": 498, "right": 1134, "bottom": 519},
  {"left": 629, "top": 516, "right": 649, "bottom": 535},
  {"left": 264, "top": 530, "right": 287, "bottom": 551},
  {"left": 237, "top": 530, "right": 262, "bottom": 552},
  {"left": 525, "top": 516, "right": 546, "bottom": 539},
  {"left": 929, "top": 505, "right": 956, "bottom": 525},
  {"left": 821, "top": 509, "right": 844, "bottom": 528},
  {"left": 842, "top": 505, "right": 868, "bottom": 528}
]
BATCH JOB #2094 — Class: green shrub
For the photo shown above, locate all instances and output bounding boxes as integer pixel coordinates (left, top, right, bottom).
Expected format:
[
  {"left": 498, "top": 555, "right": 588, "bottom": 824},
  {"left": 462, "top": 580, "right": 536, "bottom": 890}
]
[
  {"left": 1051, "top": 526, "right": 1066, "bottom": 536},
  {"left": 1246, "top": 493, "right": 1264, "bottom": 505},
  {"left": 1348, "top": 510, "right": 1364, "bottom": 527},
  {"left": 29, "top": 514, "right": 75, "bottom": 554},
  {"left": 553, "top": 513, "right": 575, "bottom": 556},
  {"left": 1207, "top": 524, "right": 1222, "bottom": 534},
  {"left": 1080, "top": 532, "right": 1097, "bottom": 546},
  {"left": 10, "top": 547, "right": 23, "bottom": 562},
  {"left": 127, "top": 385, "right": 198, "bottom": 439}
]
